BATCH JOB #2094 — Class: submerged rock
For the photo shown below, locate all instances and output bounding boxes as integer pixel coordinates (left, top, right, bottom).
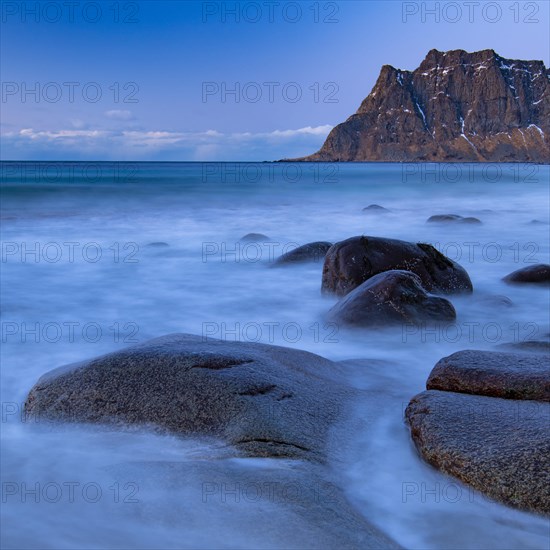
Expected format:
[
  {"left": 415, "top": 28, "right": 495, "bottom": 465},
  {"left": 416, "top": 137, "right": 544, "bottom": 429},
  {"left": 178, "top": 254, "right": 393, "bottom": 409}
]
[
  {"left": 273, "top": 242, "right": 332, "bottom": 266},
  {"left": 426, "top": 214, "right": 482, "bottom": 224},
  {"left": 475, "top": 294, "right": 514, "bottom": 308},
  {"left": 321, "top": 236, "right": 472, "bottom": 296},
  {"left": 362, "top": 204, "right": 390, "bottom": 213},
  {"left": 328, "top": 270, "right": 456, "bottom": 327},
  {"left": 406, "top": 390, "right": 550, "bottom": 514},
  {"left": 24, "top": 334, "right": 351, "bottom": 462},
  {"left": 503, "top": 264, "right": 550, "bottom": 285},
  {"left": 240, "top": 233, "right": 270, "bottom": 242},
  {"left": 146, "top": 242, "right": 169, "bottom": 247},
  {"left": 427, "top": 350, "right": 550, "bottom": 402}
]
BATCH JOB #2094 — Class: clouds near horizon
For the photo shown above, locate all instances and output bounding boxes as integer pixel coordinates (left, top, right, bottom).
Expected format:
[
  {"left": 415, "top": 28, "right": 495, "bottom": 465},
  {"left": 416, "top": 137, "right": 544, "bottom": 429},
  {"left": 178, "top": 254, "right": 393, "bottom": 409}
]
[{"left": 1, "top": 1, "right": 548, "bottom": 160}]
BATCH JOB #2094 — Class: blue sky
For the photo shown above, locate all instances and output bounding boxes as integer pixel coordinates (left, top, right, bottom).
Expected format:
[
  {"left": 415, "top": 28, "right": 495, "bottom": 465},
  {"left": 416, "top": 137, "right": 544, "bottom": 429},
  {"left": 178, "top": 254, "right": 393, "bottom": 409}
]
[{"left": 1, "top": 0, "right": 549, "bottom": 160}]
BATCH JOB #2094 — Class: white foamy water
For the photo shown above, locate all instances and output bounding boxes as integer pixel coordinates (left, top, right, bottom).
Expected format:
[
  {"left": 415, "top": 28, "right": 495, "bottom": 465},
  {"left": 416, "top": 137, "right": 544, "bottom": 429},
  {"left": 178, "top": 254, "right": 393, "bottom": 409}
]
[{"left": 1, "top": 162, "right": 549, "bottom": 549}]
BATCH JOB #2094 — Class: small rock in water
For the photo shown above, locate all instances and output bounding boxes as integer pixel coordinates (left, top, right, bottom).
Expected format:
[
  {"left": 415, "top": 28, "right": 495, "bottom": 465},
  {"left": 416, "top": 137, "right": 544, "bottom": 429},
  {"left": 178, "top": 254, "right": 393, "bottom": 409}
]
[
  {"left": 503, "top": 264, "right": 550, "bottom": 285},
  {"left": 362, "top": 204, "right": 390, "bottom": 213},
  {"left": 427, "top": 214, "right": 482, "bottom": 224},
  {"left": 239, "top": 233, "right": 270, "bottom": 242},
  {"left": 327, "top": 270, "right": 456, "bottom": 327}
]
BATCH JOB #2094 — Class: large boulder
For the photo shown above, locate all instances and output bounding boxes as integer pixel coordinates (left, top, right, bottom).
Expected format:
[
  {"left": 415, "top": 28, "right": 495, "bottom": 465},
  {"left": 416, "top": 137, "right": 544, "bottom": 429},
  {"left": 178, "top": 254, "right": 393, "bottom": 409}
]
[
  {"left": 321, "top": 236, "right": 472, "bottom": 296},
  {"left": 427, "top": 350, "right": 550, "bottom": 402},
  {"left": 406, "top": 390, "right": 550, "bottom": 514},
  {"left": 503, "top": 264, "right": 550, "bottom": 285},
  {"left": 327, "top": 270, "right": 456, "bottom": 327},
  {"left": 273, "top": 241, "right": 332, "bottom": 267},
  {"left": 24, "top": 334, "right": 351, "bottom": 462}
]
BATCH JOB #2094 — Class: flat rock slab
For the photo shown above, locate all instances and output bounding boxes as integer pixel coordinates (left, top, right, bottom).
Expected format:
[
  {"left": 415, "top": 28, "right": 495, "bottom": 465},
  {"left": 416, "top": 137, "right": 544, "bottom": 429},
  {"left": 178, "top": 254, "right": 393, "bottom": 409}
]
[
  {"left": 406, "top": 390, "right": 550, "bottom": 514},
  {"left": 24, "top": 334, "right": 352, "bottom": 462},
  {"left": 427, "top": 350, "right": 550, "bottom": 402}
]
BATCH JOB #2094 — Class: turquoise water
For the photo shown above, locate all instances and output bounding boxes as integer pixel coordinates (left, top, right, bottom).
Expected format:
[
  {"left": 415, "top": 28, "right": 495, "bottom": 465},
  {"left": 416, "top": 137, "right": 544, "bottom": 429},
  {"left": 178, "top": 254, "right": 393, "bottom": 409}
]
[{"left": 1, "top": 162, "right": 549, "bottom": 549}]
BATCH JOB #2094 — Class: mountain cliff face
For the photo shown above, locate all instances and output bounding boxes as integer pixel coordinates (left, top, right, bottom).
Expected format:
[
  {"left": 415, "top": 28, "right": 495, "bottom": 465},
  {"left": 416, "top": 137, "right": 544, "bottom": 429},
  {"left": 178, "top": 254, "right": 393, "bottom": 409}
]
[{"left": 297, "top": 49, "right": 549, "bottom": 162}]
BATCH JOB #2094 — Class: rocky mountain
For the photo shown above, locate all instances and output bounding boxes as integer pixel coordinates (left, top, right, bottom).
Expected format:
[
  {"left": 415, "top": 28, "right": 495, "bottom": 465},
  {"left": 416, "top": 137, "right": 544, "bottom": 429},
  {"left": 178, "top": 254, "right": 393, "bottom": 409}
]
[{"left": 294, "top": 49, "right": 549, "bottom": 162}]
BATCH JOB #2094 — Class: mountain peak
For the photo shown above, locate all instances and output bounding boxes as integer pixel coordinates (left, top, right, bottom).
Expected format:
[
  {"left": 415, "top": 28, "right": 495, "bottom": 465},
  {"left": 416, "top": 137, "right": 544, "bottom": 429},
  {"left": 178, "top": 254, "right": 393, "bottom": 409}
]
[{"left": 293, "top": 49, "right": 549, "bottom": 162}]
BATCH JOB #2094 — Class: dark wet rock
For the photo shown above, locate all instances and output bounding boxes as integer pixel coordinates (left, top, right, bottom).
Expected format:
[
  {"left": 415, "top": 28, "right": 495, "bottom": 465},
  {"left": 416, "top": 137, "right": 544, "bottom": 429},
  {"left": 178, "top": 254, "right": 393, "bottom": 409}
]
[
  {"left": 273, "top": 242, "right": 332, "bottom": 266},
  {"left": 427, "top": 214, "right": 462, "bottom": 223},
  {"left": 146, "top": 242, "right": 169, "bottom": 247},
  {"left": 321, "top": 235, "right": 472, "bottom": 296},
  {"left": 528, "top": 219, "right": 549, "bottom": 225},
  {"left": 427, "top": 350, "right": 550, "bottom": 402},
  {"left": 406, "top": 390, "right": 550, "bottom": 514},
  {"left": 24, "top": 334, "right": 351, "bottom": 462},
  {"left": 240, "top": 233, "right": 270, "bottom": 242},
  {"left": 427, "top": 214, "right": 482, "bottom": 224},
  {"left": 362, "top": 204, "right": 390, "bottom": 213},
  {"left": 503, "top": 264, "right": 550, "bottom": 285},
  {"left": 328, "top": 270, "right": 456, "bottom": 327}
]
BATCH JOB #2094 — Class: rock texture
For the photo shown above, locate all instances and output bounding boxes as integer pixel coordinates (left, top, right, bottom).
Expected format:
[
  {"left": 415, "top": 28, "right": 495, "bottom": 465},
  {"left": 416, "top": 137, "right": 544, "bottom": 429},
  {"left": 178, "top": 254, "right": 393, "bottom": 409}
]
[
  {"left": 321, "top": 236, "right": 472, "bottom": 296},
  {"left": 328, "top": 270, "right": 456, "bottom": 327},
  {"left": 427, "top": 350, "right": 550, "bottom": 402},
  {"left": 406, "top": 390, "right": 550, "bottom": 514},
  {"left": 273, "top": 241, "right": 332, "bottom": 266},
  {"left": 294, "top": 49, "right": 550, "bottom": 162},
  {"left": 503, "top": 264, "right": 550, "bottom": 285},
  {"left": 24, "top": 334, "right": 351, "bottom": 462}
]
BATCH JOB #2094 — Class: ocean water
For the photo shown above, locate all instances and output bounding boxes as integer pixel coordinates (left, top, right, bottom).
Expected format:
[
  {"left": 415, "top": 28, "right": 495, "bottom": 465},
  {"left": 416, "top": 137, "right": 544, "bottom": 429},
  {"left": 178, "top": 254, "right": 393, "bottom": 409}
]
[{"left": 1, "top": 161, "right": 549, "bottom": 549}]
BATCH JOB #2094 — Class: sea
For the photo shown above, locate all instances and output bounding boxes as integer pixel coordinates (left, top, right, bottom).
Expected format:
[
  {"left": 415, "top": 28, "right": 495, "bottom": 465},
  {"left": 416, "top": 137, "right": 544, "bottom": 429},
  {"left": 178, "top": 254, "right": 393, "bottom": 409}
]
[{"left": 1, "top": 161, "right": 549, "bottom": 549}]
